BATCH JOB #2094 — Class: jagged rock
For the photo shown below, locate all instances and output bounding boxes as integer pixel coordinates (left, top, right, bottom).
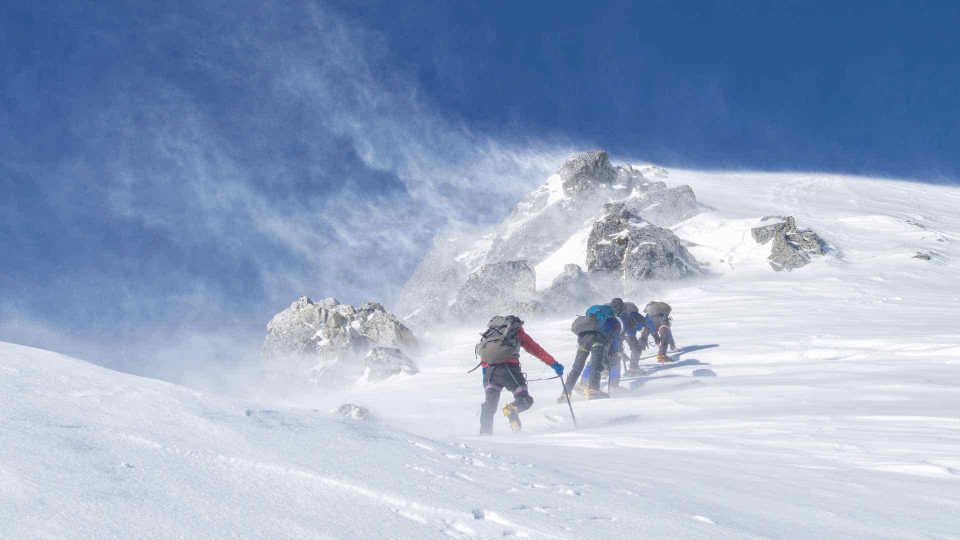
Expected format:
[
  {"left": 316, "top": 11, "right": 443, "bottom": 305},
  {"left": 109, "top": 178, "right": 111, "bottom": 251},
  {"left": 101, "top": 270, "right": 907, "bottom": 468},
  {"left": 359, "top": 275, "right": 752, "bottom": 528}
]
[
  {"left": 363, "top": 347, "right": 418, "bottom": 381},
  {"left": 752, "top": 216, "right": 827, "bottom": 271},
  {"left": 334, "top": 404, "right": 372, "bottom": 420},
  {"left": 913, "top": 250, "right": 939, "bottom": 261},
  {"left": 262, "top": 297, "right": 417, "bottom": 387},
  {"left": 628, "top": 185, "right": 700, "bottom": 227},
  {"left": 559, "top": 150, "right": 617, "bottom": 194},
  {"left": 451, "top": 260, "right": 538, "bottom": 318},
  {"left": 539, "top": 264, "right": 600, "bottom": 310},
  {"left": 586, "top": 203, "right": 700, "bottom": 280}
]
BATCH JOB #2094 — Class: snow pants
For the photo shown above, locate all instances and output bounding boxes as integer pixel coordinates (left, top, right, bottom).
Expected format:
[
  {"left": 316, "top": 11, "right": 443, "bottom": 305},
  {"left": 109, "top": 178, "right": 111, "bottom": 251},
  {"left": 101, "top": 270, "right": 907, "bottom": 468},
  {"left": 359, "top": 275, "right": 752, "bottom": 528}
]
[
  {"left": 480, "top": 364, "right": 532, "bottom": 435},
  {"left": 640, "top": 314, "right": 675, "bottom": 358},
  {"left": 624, "top": 333, "right": 644, "bottom": 368},
  {"left": 563, "top": 332, "right": 609, "bottom": 393}
]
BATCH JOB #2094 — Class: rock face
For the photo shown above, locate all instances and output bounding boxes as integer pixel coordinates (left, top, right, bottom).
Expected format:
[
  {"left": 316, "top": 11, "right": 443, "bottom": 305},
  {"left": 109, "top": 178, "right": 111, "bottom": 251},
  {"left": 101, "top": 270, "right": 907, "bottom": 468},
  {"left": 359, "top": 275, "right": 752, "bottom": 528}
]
[
  {"left": 451, "top": 260, "right": 542, "bottom": 319},
  {"left": 559, "top": 150, "right": 618, "bottom": 194},
  {"left": 751, "top": 216, "right": 827, "bottom": 271},
  {"left": 627, "top": 185, "right": 700, "bottom": 227},
  {"left": 539, "top": 264, "right": 600, "bottom": 311},
  {"left": 363, "top": 347, "right": 418, "bottom": 381},
  {"left": 485, "top": 150, "right": 664, "bottom": 265},
  {"left": 262, "top": 297, "right": 417, "bottom": 387},
  {"left": 586, "top": 203, "right": 701, "bottom": 281}
]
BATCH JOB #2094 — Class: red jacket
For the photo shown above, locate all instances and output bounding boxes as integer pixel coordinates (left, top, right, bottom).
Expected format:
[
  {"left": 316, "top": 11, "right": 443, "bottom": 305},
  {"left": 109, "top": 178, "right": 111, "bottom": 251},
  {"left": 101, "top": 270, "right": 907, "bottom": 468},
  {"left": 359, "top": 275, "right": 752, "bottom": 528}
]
[{"left": 481, "top": 327, "right": 556, "bottom": 367}]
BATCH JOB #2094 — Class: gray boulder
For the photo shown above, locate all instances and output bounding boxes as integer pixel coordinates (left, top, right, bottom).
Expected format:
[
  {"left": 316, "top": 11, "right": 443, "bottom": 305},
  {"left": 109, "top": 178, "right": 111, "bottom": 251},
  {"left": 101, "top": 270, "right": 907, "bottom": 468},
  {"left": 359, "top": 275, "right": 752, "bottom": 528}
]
[
  {"left": 539, "top": 264, "right": 600, "bottom": 311},
  {"left": 559, "top": 149, "right": 618, "bottom": 194},
  {"left": 363, "top": 347, "right": 419, "bottom": 381},
  {"left": 334, "top": 404, "right": 372, "bottom": 420},
  {"left": 586, "top": 203, "right": 701, "bottom": 281},
  {"left": 751, "top": 216, "right": 827, "bottom": 271},
  {"left": 627, "top": 185, "right": 700, "bottom": 227},
  {"left": 262, "top": 297, "right": 417, "bottom": 387},
  {"left": 451, "top": 260, "right": 541, "bottom": 319}
]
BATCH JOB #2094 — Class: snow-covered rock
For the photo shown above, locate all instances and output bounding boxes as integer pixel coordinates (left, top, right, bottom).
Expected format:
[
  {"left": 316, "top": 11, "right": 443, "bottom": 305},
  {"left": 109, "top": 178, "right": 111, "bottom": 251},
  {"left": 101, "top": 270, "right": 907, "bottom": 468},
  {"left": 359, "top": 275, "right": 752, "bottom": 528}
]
[
  {"left": 450, "top": 260, "right": 542, "bottom": 319},
  {"left": 627, "top": 184, "right": 700, "bottom": 227},
  {"left": 262, "top": 297, "right": 417, "bottom": 386},
  {"left": 558, "top": 149, "right": 618, "bottom": 194},
  {"left": 538, "top": 263, "right": 600, "bottom": 311},
  {"left": 752, "top": 216, "right": 828, "bottom": 271},
  {"left": 363, "top": 347, "right": 418, "bottom": 381},
  {"left": 333, "top": 403, "right": 372, "bottom": 420},
  {"left": 587, "top": 203, "right": 701, "bottom": 280}
]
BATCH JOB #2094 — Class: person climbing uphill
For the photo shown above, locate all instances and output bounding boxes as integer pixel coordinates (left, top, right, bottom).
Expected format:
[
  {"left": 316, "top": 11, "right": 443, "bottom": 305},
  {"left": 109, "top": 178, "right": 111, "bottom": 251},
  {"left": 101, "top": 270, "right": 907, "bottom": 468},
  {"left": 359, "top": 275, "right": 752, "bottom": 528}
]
[
  {"left": 561, "top": 298, "right": 624, "bottom": 400},
  {"left": 641, "top": 300, "right": 677, "bottom": 363},
  {"left": 476, "top": 315, "right": 563, "bottom": 435},
  {"left": 620, "top": 301, "right": 660, "bottom": 374}
]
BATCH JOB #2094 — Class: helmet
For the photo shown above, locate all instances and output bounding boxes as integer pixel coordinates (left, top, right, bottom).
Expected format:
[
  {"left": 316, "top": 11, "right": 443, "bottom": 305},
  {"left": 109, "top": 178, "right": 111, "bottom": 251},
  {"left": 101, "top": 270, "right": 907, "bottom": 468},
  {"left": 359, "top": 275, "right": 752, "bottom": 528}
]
[{"left": 609, "top": 297, "right": 624, "bottom": 315}]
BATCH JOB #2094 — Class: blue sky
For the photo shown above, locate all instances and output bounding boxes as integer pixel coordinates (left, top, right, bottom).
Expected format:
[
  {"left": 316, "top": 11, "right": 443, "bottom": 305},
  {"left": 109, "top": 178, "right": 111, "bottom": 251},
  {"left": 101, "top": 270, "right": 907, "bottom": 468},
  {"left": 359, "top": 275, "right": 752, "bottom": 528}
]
[{"left": 2, "top": 1, "right": 957, "bottom": 380}]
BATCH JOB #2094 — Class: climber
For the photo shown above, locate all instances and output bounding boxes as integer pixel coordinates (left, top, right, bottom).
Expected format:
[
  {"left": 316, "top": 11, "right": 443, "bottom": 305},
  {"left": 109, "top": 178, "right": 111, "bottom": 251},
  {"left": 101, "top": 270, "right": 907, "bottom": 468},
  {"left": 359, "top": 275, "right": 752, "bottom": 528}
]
[
  {"left": 476, "top": 315, "right": 563, "bottom": 435},
  {"left": 620, "top": 301, "right": 660, "bottom": 374},
  {"left": 561, "top": 298, "right": 625, "bottom": 400},
  {"left": 640, "top": 300, "right": 677, "bottom": 363}
]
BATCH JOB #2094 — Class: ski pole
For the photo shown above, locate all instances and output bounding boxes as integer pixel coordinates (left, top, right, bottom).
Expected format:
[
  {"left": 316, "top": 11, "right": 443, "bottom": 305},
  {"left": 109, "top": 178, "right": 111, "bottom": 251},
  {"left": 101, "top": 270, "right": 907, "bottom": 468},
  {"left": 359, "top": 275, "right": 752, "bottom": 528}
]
[{"left": 558, "top": 377, "right": 578, "bottom": 429}]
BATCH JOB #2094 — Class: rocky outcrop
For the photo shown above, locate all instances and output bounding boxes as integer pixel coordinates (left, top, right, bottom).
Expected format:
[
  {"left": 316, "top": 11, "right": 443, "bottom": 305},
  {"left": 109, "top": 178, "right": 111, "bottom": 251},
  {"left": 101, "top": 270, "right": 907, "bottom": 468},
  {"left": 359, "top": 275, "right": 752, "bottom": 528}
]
[
  {"left": 451, "top": 260, "right": 542, "bottom": 319},
  {"left": 363, "top": 347, "right": 418, "bottom": 381},
  {"left": 485, "top": 151, "right": 656, "bottom": 264},
  {"left": 559, "top": 150, "right": 618, "bottom": 194},
  {"left": 586, "top": 203, "right": 700, "bottom": 281},
  {"left": 628, "top": 185, "right": 700, "bottom": 227},
  {"left": 334, "top": 404, "right": 372, "bottom": 420},
  {"left": 539, "top": 264, "right": 600, "bottom": 311},
  {"left": 262, "top": 297, "right": 417, "bottom": 387},
  {"left": 751, "top": 216, "right": 827, "bottom": 271}
]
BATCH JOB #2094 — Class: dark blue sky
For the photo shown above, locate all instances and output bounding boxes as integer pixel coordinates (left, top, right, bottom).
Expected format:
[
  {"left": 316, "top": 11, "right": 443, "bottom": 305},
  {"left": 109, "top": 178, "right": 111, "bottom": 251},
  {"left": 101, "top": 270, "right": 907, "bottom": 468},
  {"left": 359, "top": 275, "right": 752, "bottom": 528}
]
[
  {"left": 335, "top": 0, "right": 959, "bottom": 177},
  {"left": 1, "top": 1, "right": 958, "bottom": 378}
]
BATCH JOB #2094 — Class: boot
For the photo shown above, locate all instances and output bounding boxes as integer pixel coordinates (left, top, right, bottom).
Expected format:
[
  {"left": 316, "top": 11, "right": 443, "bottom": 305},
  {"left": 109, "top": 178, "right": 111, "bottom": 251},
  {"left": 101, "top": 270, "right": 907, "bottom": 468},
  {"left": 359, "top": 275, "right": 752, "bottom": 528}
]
[
  {"left": 573, "top": 382, "right": 588, "bottom": 395},
  {"left": 502, "top": 403, "right": 522, "bottom": 432},
  {"left": 656, "top": 354, "right": 670, "bottom": 363},
  {"left": 584, "top": 387, "right": 609, "bottom": 400}
]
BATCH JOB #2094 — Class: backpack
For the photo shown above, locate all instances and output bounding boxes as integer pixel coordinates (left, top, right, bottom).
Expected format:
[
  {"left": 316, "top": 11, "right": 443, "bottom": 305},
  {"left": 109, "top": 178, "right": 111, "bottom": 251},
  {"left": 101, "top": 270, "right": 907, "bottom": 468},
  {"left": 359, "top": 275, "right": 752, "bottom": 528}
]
[
  {"left": 571, "top": 304, "right": 615, "bottom": 336},
  {"left": 622, "top": 302, "right": 639, "bottom": 315},
  {"left": 476, "top": 315, "right": 524, "bottom": 364},
  {"left": 644, "top": 301, "right": 671, "bottom": 317}
]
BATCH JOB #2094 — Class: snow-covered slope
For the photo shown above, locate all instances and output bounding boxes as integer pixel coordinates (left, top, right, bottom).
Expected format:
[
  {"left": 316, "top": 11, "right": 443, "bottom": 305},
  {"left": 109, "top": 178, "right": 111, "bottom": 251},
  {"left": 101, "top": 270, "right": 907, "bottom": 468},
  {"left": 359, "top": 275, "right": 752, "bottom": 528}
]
[{"left": 4, "top": 170, "right": 960, "bottom": 538}]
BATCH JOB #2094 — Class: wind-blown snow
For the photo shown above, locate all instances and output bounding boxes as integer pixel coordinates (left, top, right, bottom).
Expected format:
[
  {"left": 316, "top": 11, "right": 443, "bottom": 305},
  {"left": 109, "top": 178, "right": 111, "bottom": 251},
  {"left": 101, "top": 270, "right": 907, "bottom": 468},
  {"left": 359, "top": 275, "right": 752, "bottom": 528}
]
[{"left": 4, "top": 170, "right": 960, "bottom": 538}]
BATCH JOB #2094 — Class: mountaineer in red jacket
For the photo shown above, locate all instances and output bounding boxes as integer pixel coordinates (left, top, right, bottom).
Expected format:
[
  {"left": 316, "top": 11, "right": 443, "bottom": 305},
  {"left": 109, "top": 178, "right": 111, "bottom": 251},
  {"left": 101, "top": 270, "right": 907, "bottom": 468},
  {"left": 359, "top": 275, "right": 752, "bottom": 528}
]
[{"left": 475, "top": 315, "right": 563, "bottom": 435}]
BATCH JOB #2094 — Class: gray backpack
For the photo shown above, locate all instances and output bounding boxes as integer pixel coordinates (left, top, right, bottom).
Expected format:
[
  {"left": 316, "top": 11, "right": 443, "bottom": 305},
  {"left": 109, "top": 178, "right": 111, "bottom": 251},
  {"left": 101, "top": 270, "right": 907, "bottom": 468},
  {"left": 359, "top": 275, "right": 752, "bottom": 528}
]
[
  {"left": 476, "top": 316, "right": 523, "bottom": 364},
  {"left": 623, "top": 302, "right": 640, "bottom": 316},
  {"left": 644, "top": 301, "right": 672, "bottom": 317},
  {"left": 570, "top": 315, "right": 600, "bottom": 335}
]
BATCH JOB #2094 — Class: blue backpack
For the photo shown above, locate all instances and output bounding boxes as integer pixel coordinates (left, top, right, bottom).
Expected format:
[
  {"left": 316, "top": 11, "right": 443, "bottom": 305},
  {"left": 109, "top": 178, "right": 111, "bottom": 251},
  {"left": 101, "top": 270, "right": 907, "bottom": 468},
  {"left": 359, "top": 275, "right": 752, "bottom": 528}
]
[{"left": 585, "top": 304, "right": 616, "bottom": 325}]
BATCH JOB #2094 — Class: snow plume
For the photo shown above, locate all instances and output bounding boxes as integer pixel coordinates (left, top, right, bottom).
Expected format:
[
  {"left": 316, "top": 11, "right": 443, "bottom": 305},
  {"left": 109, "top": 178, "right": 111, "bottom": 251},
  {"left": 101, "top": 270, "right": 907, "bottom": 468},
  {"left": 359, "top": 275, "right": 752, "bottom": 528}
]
[{"left": 0, "top": 2, "right": 572, "bottom": 386}]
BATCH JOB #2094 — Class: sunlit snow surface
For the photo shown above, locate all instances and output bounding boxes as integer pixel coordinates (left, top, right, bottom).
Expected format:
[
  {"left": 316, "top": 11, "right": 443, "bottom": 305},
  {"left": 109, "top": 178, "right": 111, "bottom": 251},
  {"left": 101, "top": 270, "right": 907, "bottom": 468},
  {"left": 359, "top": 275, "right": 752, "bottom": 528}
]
[{"left": 3, "top": 171, "right": 960, "bottom": 538}]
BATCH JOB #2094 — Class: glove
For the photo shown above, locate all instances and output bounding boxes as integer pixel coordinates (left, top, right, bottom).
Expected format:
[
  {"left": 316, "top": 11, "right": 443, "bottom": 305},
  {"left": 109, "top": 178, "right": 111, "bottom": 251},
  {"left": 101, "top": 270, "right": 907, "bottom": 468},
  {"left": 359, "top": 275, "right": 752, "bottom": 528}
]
[{"left": 551, "top": 362, "right": 564, "bottom": 377}]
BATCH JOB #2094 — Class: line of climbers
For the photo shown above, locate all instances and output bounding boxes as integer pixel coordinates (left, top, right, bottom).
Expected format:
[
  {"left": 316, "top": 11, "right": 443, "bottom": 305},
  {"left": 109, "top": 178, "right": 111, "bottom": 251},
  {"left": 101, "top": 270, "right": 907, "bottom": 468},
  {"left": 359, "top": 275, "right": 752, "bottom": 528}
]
[{"left": 474, "top": 299, "right": 677, "bottom": 435}]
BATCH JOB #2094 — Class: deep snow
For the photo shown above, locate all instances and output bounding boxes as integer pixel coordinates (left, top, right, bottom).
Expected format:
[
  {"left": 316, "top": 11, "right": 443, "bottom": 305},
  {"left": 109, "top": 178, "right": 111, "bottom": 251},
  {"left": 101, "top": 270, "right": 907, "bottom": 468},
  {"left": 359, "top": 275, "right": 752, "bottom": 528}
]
[{"left": 3, "top": 170, "right": 960, "bottom": 539}]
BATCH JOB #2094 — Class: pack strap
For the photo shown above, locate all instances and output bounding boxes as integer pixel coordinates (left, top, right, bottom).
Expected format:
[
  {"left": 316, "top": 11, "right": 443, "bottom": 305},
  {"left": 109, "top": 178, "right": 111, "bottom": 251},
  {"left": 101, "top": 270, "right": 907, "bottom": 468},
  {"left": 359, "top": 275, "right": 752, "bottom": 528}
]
[{"left": 467, "top": 361, "right": 483, "bottom": 374}]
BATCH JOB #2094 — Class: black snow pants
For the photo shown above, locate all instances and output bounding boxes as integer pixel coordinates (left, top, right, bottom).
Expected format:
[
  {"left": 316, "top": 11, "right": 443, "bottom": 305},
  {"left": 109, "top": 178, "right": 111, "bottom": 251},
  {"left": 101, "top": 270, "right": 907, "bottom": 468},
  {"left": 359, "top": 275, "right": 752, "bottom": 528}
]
[
  {"left": 563, "top": 332, "right": 609, "bottom": 393},
  {"left": 624, "top": 333, "right": 644, "bottom": 368},
  {"left": 480, "top": 364, "right": 532, "bottom": 435}
]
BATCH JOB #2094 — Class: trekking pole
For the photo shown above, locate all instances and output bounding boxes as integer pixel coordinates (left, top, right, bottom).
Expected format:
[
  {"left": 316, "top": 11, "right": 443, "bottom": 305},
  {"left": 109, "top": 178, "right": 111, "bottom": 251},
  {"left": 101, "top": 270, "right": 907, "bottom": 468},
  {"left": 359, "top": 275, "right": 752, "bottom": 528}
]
[
  {"left": 558, "top": 377, "right": 578, "bottom": 429},
  {"left": 525, "top": 375, "right": 560, "bottom": 382}
]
